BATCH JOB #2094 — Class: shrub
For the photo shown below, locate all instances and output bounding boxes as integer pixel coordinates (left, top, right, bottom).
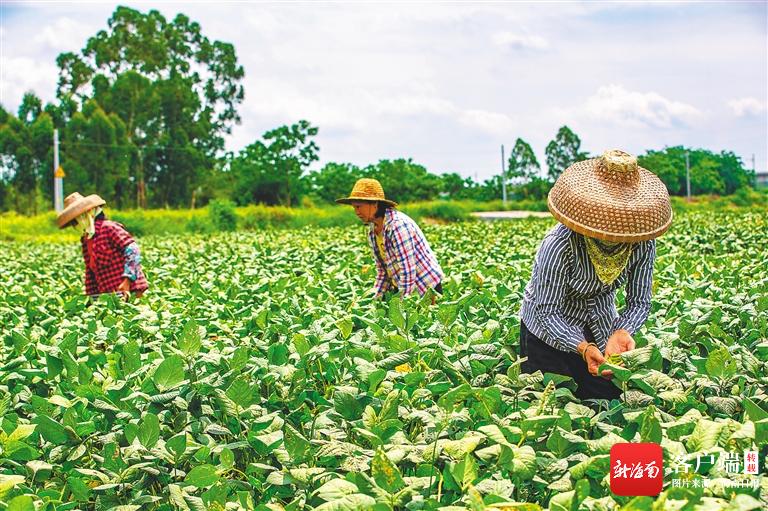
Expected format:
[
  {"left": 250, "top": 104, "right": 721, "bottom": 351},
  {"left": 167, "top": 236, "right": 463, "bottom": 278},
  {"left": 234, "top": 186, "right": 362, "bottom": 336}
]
[{"left": 208, "top": 199, "right": 238, "bottom": 231}]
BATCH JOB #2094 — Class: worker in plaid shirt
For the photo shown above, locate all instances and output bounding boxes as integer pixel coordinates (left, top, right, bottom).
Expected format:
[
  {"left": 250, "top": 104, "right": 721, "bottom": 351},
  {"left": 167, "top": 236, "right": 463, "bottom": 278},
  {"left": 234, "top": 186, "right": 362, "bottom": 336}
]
[
  {"left": 337, "top": 179, "right": 443, "bottom": 299},
  {"left": 57, "top": 192, "right": 148, "bottom": 298}
]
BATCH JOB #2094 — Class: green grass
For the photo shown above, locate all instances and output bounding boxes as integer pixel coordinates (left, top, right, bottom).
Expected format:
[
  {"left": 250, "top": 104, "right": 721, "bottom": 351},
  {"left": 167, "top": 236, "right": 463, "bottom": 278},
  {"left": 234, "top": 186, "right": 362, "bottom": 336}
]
[{"left": 1, "top": 193, "right": 764, "bottom": 242}]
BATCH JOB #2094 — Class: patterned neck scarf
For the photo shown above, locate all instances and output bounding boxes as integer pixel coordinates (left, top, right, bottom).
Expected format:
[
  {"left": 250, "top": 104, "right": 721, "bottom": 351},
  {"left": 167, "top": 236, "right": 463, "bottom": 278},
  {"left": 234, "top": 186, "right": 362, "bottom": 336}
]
[
  {"left": 75, "top": 206, "right": 102, "bottom": 238},
  {"left": 584, "top": 236, "right": 632, "bottom": 285}
]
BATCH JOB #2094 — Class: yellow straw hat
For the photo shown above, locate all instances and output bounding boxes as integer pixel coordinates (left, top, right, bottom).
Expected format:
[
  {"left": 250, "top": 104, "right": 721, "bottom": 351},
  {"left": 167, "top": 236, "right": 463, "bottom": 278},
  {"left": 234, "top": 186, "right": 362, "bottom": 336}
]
[
  {"left": 336, "top": 178, "right": 398, "bottom": 207},
  {"left": 547, "top": 149, "right": 672, "bottom": 243},
  {"left": 56, "top": 192, "right": 106, "bottom": 229}
]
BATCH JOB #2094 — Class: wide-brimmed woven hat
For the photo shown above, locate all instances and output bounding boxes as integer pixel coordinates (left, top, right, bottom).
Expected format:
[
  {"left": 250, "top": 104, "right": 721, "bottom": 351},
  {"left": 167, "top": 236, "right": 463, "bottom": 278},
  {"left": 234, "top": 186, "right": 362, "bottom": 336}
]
[
  {"left": 57, "top": 192, "right": 106, "bottom": 229},
  {"left": 336, "top": 178, "right": 397, "bottom": 207},
  {"left": 548, "top": 149, "right": 672, "bottom": 242}
]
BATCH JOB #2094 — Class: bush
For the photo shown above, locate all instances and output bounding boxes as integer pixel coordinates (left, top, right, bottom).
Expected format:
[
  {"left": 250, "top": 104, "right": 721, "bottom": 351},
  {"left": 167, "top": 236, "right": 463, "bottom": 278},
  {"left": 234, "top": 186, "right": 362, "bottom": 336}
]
[
  {"left": 401, "top": 201, "right": 471, "bottom": 222},
  {"left": 208, "top": 199, "right": 238, "bottom": 231},
  {"left": 2, "top": 195, "right": 764, "bottom": 241}
]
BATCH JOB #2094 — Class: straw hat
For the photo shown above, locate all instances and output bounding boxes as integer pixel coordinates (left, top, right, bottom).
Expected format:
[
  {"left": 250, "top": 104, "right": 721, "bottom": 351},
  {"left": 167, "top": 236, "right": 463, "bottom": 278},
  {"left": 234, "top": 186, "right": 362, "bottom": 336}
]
[
  {"left": 336, "top": 178, "right": 398, "bottom": 207},
  {"left": 57, "top": 192, "right": 106, "bottom": 229},
  {"left": 548, "top": 149, "right": 672, "bottom": 243}
]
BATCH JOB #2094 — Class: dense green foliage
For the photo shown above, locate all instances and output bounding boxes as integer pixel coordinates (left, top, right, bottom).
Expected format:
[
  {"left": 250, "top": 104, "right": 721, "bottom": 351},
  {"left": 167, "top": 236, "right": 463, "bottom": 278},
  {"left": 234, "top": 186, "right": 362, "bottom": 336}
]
[
  {"left": 1, "top": 212, "right": 766, "bottom": 509},
  {"left": 0, "top": 6, "right": 758, "bottom": 214}
]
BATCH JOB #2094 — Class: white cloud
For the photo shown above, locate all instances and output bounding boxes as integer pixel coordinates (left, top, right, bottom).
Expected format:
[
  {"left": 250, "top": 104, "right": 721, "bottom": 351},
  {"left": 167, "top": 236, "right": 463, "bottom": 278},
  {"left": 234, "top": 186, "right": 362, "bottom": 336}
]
[
  {"left": 492, "top": 31, "right": 548, "bottom": 51},
  {"left": 0, "top": 2, "right": 765, "bottom": 177},
  {"left": 0, "top": 56, "right": 59, "bottom": 109},
  {"left": 374, "top": 95, "right": 516, "bottom": 135},
  {"left": 727, "top": 97, "right": 767, "bottom": 117},
  {"left": 244, "top": 81, "right": 516, "bottom": 139},
  {"left": 579, "top": 84, "right": 703, "bottom": 128},
  {"left": 33, "top": 17, "right": 93, "bottom": 52}
]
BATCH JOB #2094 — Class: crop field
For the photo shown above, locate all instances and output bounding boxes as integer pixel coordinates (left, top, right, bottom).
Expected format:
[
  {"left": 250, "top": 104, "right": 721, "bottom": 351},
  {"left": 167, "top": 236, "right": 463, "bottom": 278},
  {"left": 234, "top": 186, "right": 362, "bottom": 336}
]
[{"left": 1, "top": 211, "right": 767, "bottom": 510}]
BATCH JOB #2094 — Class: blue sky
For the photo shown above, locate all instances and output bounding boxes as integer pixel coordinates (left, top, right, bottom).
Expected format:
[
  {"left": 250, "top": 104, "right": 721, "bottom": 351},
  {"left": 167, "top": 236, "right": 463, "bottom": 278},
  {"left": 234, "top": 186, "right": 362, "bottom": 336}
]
[{"left": 1, "top": 1, "right": 766, "bottom": 180}]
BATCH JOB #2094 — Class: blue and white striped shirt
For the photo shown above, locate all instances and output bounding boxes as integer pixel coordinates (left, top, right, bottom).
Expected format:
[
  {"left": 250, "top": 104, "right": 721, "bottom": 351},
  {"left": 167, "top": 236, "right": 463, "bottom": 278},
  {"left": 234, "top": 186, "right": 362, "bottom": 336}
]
[{"left": 520, "top": 223, "right": 656, "bottom": 353}]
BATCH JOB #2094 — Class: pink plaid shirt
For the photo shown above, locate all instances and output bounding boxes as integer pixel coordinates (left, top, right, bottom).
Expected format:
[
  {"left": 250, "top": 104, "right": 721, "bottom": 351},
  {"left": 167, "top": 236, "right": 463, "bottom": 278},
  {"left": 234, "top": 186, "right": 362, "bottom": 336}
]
[{"left": 368, "top": 208, "right": 443, "bottom": 297}]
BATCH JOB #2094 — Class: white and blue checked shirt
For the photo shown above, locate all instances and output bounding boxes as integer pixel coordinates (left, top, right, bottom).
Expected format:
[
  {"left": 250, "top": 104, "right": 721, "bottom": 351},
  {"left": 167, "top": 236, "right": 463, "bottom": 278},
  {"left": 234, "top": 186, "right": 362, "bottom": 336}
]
[
  {"left": 520, "top": 223, "right": 656, "bottom": 353},
  {"left": 368, "top": 208, "right": 444, "bottom": 298}
]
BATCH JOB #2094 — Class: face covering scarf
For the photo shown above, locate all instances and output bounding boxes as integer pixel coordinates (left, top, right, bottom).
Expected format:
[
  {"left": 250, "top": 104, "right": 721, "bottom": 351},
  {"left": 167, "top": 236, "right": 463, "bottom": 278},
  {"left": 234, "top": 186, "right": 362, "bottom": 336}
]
[
  {"left": 75, "top": 206, "right": 103, "bottom": 238},
  {"left": 584, "top": 236, "right": 633, "bottom": 286}
]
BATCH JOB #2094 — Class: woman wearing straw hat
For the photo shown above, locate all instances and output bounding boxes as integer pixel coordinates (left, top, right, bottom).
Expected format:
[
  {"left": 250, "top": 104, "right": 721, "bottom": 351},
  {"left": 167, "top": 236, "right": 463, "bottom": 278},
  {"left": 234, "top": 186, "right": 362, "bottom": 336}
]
[
  {"left": 57, "top": 192, "right": 148, "bottom": 298},
  {"left": 519, "top": 150, "right": 672, "bottom": 400},
  {"left": 337, "top": 178, "right": 444, "bottom": 300}
]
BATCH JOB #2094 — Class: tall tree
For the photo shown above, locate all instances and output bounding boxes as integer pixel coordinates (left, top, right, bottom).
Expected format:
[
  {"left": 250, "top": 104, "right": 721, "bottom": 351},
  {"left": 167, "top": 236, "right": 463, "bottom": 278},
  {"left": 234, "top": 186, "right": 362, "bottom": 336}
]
[
  {"left": 507, "top": 138, "right": 541, "bottom": 182},
  {"left": 310, "top": 162, "right": 362, "bottom": 203},
  {"left": 0, "top": 93, "right": 53, "bottom": 214},
  {"left": 637, "top": 146, "right": 753, "bottom": 196},
  {"left": 231, "top": 121, "right": 319, "bottom": 206},
  {"left": 544, "top": 126, "right": 588, "bottom": 181},
  {"left": 60, "top": 100, "right": 132, "bottom": 207},
  {"left": 364, "top": 159, "right": 441, "bottom": 203},
  {"left": 55, "top": 6, "right": 244, "bottom": 207},
  {"left": 263, "top": 121, "right": 320, "bottom": 207}
]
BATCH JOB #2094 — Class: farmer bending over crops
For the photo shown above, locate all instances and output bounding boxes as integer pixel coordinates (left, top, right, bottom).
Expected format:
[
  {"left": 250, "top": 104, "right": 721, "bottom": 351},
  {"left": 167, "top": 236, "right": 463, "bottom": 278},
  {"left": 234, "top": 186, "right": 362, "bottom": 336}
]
[
  {"left": 57, "top": 192, "right": 148, "bottom": 298},
  {"left": 337, "top": 178, "right": 444, "bottom": 300},
  {"left": 519, "top": 150, "right": 672, "bottom": 400}
]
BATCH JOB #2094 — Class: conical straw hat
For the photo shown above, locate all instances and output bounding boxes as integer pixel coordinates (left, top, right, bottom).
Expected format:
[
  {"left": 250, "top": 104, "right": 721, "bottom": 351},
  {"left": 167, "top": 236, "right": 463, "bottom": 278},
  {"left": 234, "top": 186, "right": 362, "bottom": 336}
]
[
  {"left": 57, "top": 192, "right": 106, "bottom": 228},
  {"left": 336, "top": 178, "right": 397, "bottom": 207},
  {"left": 547, "top": 149, "right": 672, "bottom": 242}
]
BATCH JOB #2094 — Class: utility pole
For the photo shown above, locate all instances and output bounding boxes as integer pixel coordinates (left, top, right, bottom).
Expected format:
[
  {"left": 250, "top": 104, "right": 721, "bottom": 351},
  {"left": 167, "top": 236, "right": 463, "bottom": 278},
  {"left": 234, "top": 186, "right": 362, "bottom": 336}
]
[
  {"left": 685, "top": 150, "right": 691, "bottom": 202},
  {"left": 752, "top": 154, "right": 756, "bottom": 187},
  {"left": 501, "top": 144, "right": 507, "bottom": 207},
  {"left": 53, "top": 129, "right": 64, "bottom": 212}
]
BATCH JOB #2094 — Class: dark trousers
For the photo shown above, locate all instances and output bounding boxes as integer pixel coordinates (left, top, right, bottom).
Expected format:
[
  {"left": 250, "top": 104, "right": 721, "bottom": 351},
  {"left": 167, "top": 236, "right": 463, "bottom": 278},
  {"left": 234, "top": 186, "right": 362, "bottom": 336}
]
[{"left": 520, "top": 320, "right": 621, "bottom": 400}]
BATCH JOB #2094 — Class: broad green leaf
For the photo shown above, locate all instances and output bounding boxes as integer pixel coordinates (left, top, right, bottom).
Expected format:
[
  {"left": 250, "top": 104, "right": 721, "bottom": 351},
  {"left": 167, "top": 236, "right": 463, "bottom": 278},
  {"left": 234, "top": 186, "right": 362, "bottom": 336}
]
[
  {"left": 442, "top": 433, "right": 484, "bottom": 459},
  {"left": 597, "top": 362, "right": 631, "bottom": 382},
  {"left": 178, "top": 320, "right": 202, "bottom": 357},
  {"left": 32, "top": 415, "right": 68, "bottom": 444},
  {"left": 184, "top": 464, "right": 219, "bottom": 488},
  {"left": 137, "top": 413, "right": 160, "bottom": 449},
  {"left": 569, "top": 454, "right": 610, "bottom": 480},
  {"left": 314, "top": 494, "right": 377, "bottom": 511},
  {"left": 639, "top": 406, "right": 662, "bottom": 444},
  {"left": 314, "top": 478, "right": 359, "bottom": 501},
  {"left": 226, "top": 377, "right": 254, "bottom": 408},
  {"left": 438, "top": 383, "right": 472, "bottom": 410},
  {"left": 333, "top": 389, "right": 363, "bottom": 421},
  {"left": 450, "top": 454, "right": 478, "bottom": 491},
  {"left": 152, "top": 355, "right": 185, "bottom": 392},
  {"left": 7, "top": 496, "right": 35, "bottom": 511},
  {"left": 509, "top": 445, "right": 537, "bottom": 479},
  {"left": 167, "top": 433, "right": 187, "bottom": 458},
  {"left": 705, "top": 347, "right": 736, "bottom": 379},
  {"left": 26, "top": 460, "right": 53, "bottom": 480},
  {"left": 546, "top": 427, "right": 586, "bottom": 457},
  {"left": 685, "top": 420, "right": 724, "bottom": 452},
  {"left": 371, "top": 447, "right": 405, "bottom": 493},
  {"left": 388, "top": 297, "right": 405, "bottom": 330},
  {"left": 284, "top": 423, "right": 311, "bottom": 460},
  {"left": 7, "top": 424, "right": 36, "bottom": 442},
  {"left": 336, "top": 317, "right": 353, "bottom": 340},
  {"left": 620, "top": 346, "right": 662, "bottom": 371},
  {"left": 0, "top": 475, "right": 25, "bottom": 500},
  {"left": 743, "top": 398, "right": 768, "bottom": 422}
]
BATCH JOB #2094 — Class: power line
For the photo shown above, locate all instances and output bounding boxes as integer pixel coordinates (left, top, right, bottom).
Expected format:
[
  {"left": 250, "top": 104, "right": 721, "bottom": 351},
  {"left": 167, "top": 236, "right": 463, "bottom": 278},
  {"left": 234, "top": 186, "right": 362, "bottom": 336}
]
[{"left": 59, "top": 140, "right": 207, "bottom": 153}]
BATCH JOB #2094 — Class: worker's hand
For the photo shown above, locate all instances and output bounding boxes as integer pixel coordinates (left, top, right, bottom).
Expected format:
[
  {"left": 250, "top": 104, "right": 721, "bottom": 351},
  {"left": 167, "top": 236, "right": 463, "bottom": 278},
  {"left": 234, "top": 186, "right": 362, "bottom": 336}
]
[
  {"left": 578, "top": 341, "right": 612, "bottom": 379},
  {"left": 117, "top": 278, "right": 131, "bottom": 300},
  {"left": 605, "top": 329, "right": 635, "bottom": 357}
]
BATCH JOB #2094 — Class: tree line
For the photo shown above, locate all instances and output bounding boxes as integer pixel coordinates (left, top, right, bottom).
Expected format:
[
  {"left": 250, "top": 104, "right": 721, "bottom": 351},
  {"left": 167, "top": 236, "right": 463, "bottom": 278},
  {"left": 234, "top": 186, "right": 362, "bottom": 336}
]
[{"left": 0, "top": 6, "right": 757, "bottom": 214}]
